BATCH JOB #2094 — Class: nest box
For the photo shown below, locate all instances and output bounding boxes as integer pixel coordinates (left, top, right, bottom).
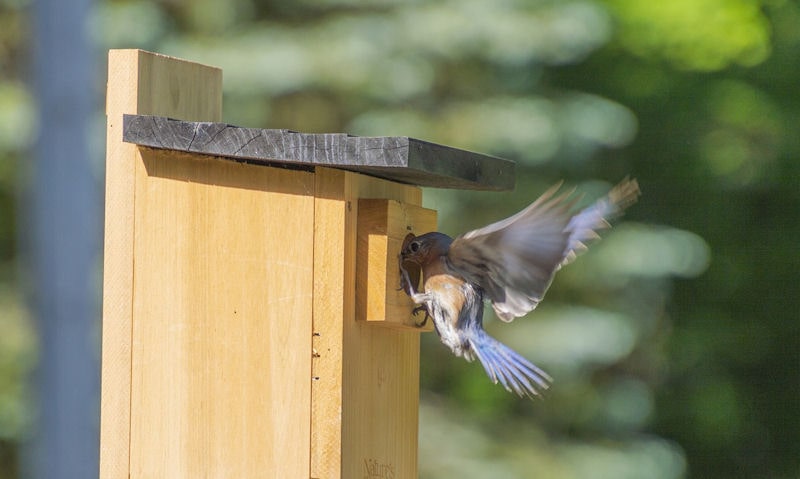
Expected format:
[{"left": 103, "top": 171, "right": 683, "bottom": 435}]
[{"left": 100, "top": 49, "right": 513, "bottom": 479}]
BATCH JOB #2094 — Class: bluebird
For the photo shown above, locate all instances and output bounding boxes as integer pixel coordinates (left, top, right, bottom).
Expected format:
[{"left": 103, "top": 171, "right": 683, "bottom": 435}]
[{"left": 399, "top": 178, "right": 640, "bottom": 398}]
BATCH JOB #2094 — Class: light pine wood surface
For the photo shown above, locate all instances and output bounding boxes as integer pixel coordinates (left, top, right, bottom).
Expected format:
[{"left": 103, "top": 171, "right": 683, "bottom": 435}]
[
  {"left": 101, "top": 49, "right": 222, "bottom": 479},
  {"left": 104, "top": 50, "right": 430, "bottom": 479}
]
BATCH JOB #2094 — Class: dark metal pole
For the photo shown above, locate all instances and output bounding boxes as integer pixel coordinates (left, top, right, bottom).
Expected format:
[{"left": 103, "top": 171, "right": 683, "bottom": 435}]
[{"left": 26, "top": 0, "right": 99, "bottom": 476}]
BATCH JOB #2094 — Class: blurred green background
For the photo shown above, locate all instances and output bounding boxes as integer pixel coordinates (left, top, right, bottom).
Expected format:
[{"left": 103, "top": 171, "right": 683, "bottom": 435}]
[{"left": 1, "top": 0, "right": 799, "bottom": 478}]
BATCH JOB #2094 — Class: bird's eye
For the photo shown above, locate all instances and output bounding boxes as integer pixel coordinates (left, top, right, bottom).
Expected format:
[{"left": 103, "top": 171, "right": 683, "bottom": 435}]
[{"left": 409, "top": 241, "right": 420, "bottom": 253}]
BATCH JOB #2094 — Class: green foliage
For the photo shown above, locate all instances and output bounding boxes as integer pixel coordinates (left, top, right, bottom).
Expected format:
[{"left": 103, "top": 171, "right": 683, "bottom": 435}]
[
  {"left": 0, "top": 289, "right": 33, "bottom": 441},
  {"left": 604, "top": 0, "right": 771, "bottom": 70},
  {"left": 0, "top": 287, "right": 32, "bottom": 479},
  {"left": 1, "top": 0, "right": 798, "bottom": 478},
  {"left": 0, "top": 4, "right": 33, "bottom": 475}
]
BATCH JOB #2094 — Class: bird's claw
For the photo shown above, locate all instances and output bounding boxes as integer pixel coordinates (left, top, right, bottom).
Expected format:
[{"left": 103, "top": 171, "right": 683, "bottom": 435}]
[{"left": 412, "top": 305, "right": 430, "bottom": 327}]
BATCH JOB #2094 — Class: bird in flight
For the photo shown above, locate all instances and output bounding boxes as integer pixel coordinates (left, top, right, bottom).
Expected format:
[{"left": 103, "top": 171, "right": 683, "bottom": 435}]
[{"left": 399, "top": 178, "right": 640, "bottom": 399}]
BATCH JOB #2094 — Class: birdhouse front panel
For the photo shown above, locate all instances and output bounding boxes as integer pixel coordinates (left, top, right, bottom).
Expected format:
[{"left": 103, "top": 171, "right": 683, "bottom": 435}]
[{"left": 128, "top": 148, "right": 315, "bottom": 477}]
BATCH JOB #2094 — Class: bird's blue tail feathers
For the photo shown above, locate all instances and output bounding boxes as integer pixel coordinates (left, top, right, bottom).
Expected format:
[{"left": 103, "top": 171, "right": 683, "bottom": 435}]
[{"left": 468, "top": 330, "right": 552, "bottom": 399}]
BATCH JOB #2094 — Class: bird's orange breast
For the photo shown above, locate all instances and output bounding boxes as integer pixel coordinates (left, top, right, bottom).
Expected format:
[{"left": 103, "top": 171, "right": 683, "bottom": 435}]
[{"left": 423, "top": 271, "right": 468, "bottom": 315}]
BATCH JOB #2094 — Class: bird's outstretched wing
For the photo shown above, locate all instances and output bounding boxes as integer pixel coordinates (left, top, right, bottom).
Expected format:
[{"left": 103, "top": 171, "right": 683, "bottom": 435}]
[{"left": 447, "top": 178, "right": 640, "bottom": 322}]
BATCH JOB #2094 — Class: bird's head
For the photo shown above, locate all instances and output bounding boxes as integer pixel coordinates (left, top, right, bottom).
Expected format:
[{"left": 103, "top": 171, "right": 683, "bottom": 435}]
[{"left": 400, "top": 231, "right": 453, "bottom": 265}]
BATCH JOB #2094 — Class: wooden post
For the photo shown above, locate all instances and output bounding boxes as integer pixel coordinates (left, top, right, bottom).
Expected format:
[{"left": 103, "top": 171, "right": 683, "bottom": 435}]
[{"left": 102, "top": 49, "right": 513, "bottom": 479}]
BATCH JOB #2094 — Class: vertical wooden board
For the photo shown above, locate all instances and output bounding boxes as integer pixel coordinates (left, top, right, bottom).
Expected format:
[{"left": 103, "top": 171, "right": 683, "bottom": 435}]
[
  {"left": 135, "top": 52, "right": 222, "bottom": 122},
  {"left": 102, "top": 49, "right": 222, "bottom": 479},
  {"left": 129, "top": 150, "right": 314, "bottom": 478},
  {"left": 343, "top": 175, "right": 424, "bottom": 479},
  {"left": 310, "top": 168, "right": 348, "bottom": 479},
  {"left": 312, "top": 168, "right": 426, "bottom": 479}
]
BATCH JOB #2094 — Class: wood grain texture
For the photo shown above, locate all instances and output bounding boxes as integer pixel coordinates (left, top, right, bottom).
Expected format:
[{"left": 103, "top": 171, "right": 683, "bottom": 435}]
[
  {"left": 107, "top": 49, "right": 433, "bottom": 479},
  {"left": 310, "top": 168, "right": 425, "bottom": 479},
  {"left": 123, "top": 114, "right": 515, "bottom": 191},
  {"left": 130, "top": 150, "right": 314, "bottom": 477},
  {"left": 356, "top": 199, "right": 437, "bottom": 330},
  {"left": 310, "top": 168, "right": 348, "bottom": 479},
  {"left": 101, "top": 49, "right": 222, "bottom": 479},
  {"left": 344, "top": 174, "right": 424, "bottom": 479}
]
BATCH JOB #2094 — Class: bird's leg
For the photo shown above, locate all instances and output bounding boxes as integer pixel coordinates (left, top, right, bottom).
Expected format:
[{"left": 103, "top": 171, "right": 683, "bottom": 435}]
[
  {"left": 399, "top": 260, "right": 432, "bottom": 327},
  {"left": 408, "top": 291, "right": 432, "bottom": 327}
]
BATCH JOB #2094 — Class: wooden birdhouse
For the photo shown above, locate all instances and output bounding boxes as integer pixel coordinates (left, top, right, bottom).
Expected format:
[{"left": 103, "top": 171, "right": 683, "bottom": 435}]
[{"left": 100, "top": 49, "right": 513, "bottom": 479}]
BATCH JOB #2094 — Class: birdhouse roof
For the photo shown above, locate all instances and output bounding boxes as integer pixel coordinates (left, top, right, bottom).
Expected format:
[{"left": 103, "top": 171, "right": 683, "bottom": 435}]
[{"left": 122, "top": 114, "right": 514, "bottom": 191}]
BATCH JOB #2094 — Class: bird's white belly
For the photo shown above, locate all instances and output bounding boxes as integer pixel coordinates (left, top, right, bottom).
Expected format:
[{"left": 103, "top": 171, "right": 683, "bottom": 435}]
[{"left": 424, "top": 279, "right": 477, "bottom": 358}]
